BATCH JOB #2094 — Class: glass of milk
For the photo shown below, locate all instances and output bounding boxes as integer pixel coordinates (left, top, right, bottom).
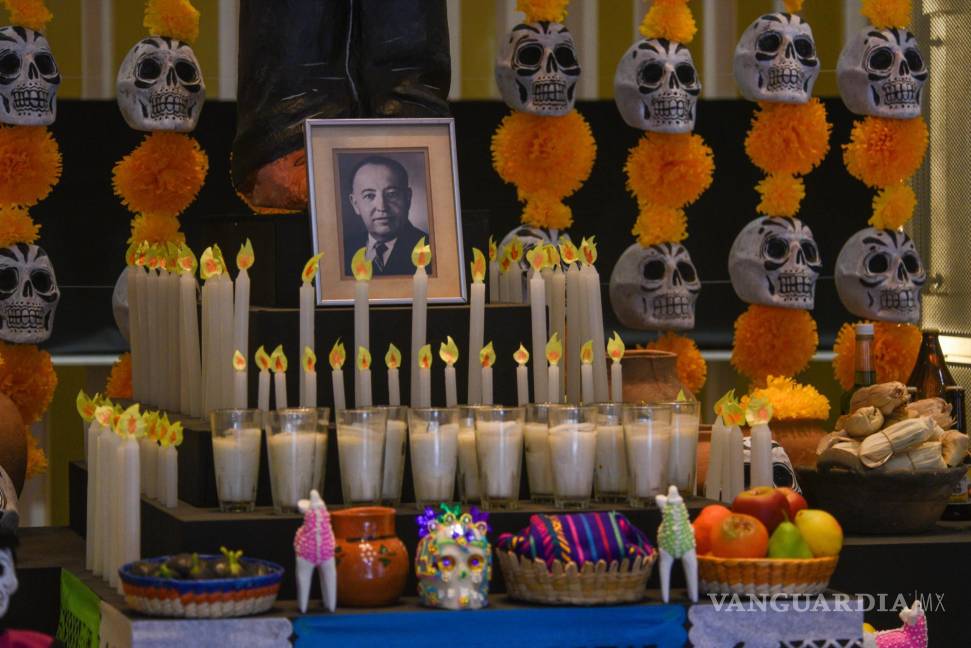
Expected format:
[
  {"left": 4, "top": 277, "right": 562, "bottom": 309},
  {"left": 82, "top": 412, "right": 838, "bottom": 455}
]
[
  {"left": 524, "top": 404, "right": 553, "bottom": 503},
  {"left": 337, "top": 408, "right": 387, "bottom": 505},
  {"left": 372, "top": 406, "right": 408, "bottom": 506},
  {"left": 313, "top": 407, "right": 331, "bottom": 493},
  {"left": 593, "top": 403, "right": 628, "bottom": 503},
  {"left": 266, "top": 408, "right": 324, "bottom": 513},
  {"left": 474, "top": 406, "right": 525, "bottom": 511},
  {"left": 623, "top": 404, "right": 673, "bottom": 506},
  {"left": 408, "top": 407, "right": 459, "bottom": 508},
  {"left": 548, "top": 405, "right": 597, "bottom": 509},
  {"left": 210, "top": 409, "right": 263, "bottom": 512},
  {"left": 665, "top": 400, "right": 699, "bottom": 494},
  {"left": 457, "top": 406, "right": 480, "bottom": 504}
]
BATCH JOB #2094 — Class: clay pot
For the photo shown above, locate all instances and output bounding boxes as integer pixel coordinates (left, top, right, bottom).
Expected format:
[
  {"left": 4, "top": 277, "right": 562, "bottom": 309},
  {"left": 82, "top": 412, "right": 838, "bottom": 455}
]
[
  {"left": 331, "top": 506, "right": 408, "bottom": 607},
  {"left": 620, "top": 349, "right": 690, "bottom": 404},
  {"left": 0, "top": 393, "right": 26, "bottom": 493}
]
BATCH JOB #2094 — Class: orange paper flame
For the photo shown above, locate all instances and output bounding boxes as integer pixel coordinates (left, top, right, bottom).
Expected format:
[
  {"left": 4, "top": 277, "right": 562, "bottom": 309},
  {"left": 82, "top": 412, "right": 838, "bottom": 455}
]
[
  {"left": 411, "top": 237, "right": 432, "bottom": 269},
  {"left": 745, "top": 397, "right": 774, "bottom": 426},
  {"left": 513, "top": 343, "right": 530, "bottom": 366},
  {"left": 254, "top": 345, "right": 271, "bottom": 371},
  {"left": 544, "top": 244, "right": 561, "bottom": 268},
  {"left": 607, "top": 331, "right": 625, "bottom": 363},
  {"left": 143, "top": 410, "right": 160, "bottom": 441},
  {"left": 527, "top": 247, "right": 545, "bottom": 273},
  {"left": 385, "top": 343, "right": 401, "bottom": 370},
  {"left": 480, "top": 342, "right": 496, "bottom": 368},
  {"left": 418, "top": 344, "right": 433, "bottom": 369},
  {"left": 471, "top": 248, "right": 486, "bottom": 283},
  {"left": 116, "top": 404, "right": 145, "bottom": 439},
  {"left": 237, "top": 239, "right": 255, "bottom": 272},
  {"left": 232, "top": 350, "right": 246, "bottom": 372},
  {"left": 439, "top": 336, "right": 459, "bottom": 366},
  {"left": 508, "top": 237, "right": 524, "bottom": 262},
  {"left": 303, "top": 347, "right": 317, "bottom": 372},
  {"left": 357, "top": 346, "right": 371, "bottom": 371},
  {"left": 580, "top": 340, "right": 594, "bottom": 365},
  {"left": 76, "top": 390, "right": 96, "bottom": 422},
  {"left": 301, "top": 252, "right": 323, "bottom": 284},
  {"left": 580, "top": 236, "right": 598, "bottom": 266},
  {"left": 351, "top": 247, "right": 372, "bottom": 281},
  {"left": 199, "top": 246, "right": 223, "bottom": 280},
  {"left": 270, "top": 345, "right": 288, "bottom": 373},
  {"left": 177, "top": 243, "right": 197, "bottom": 275},
  {"left": 94, "top": 405, "right": 114, "bottom": 428},
  {"left": 499, "top": 248, "right": 512, "bottom": 273},
  {"left": 329, "top": 340, "right": 346, "bottom": 370},
  {"left": 546, "top": 332, "right": 563, "bottom": 366},
  {"left": 488, "top": 236, "right": 497, "bottom": 261},
  {"left": 559, "top": 236, "right": 579, "bottom": 265}
]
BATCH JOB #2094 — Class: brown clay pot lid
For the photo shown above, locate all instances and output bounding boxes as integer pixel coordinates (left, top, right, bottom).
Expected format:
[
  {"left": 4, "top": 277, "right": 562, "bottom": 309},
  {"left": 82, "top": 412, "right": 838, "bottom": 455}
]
[{"left": 331, "top": 506, "right": 397, "bottom": 539}]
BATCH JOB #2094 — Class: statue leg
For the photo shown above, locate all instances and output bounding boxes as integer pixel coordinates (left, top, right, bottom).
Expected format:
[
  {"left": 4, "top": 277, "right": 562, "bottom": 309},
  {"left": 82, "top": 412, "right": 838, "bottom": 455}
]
[
  {"left": 295, "top": 555, "right": 315, "bottom": 613},
  {"left": 319, "top": 557, "right": 337, "bottom": 612},
  {"left": 659, "top": 548, "right": 673, "bottom": 603},
  {"left": 682, "top": 548, "right": 698, "bottom": 603}
]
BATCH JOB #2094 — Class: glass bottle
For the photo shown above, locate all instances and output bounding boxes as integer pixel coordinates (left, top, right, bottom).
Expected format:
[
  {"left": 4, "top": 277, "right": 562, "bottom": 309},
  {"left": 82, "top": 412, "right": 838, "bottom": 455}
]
[
  {"left": 840, "top": 323, "right": 876, "bottom": 414},
  {"left": 907, "top": 329, "right": 956, "bottom": 400}
]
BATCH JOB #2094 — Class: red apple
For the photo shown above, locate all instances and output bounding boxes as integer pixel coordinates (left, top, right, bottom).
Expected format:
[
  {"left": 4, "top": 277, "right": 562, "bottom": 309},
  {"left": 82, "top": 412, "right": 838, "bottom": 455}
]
[
  {"left": 776, "top": 487, "right": 808, "bottom": 521},
  {"left": 731, "top": 486, "right": 789, "bottom": 533}
]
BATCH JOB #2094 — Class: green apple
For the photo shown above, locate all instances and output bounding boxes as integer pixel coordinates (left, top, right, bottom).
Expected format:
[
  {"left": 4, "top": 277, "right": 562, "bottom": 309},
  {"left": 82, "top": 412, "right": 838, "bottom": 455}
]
[
  {"left": 768, "top": 521, "right": 813, "bottom": 559},
  {"left": 794, "top": 509, "right": 843, "bottom": 557}
]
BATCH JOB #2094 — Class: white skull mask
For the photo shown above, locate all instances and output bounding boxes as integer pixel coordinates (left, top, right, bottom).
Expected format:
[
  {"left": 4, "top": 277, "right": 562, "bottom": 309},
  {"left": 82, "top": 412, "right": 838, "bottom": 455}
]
[
  {"left": 117, "top": 37, "right": 205, "bottom": 132},
  {"left": 728, "top": 217, "right": 821, "bottom": 310},
  {"left": 614, "top": 38, "right": 700, "bottom": 133},
  {"left": 500, "top": 225, "right": 556, "bottom": 273},
  {"left": 415, "top": 510, "right": 491, "bottom": 610},
  {"left": 0, "top": 548, "right": 16, "bottom": 617},
  {"left": 734, "top": 12, "right": 819, "bottom": 104},
  {"left": 0, "top": 243, "right": 59, "bottom": 344},
  {"left": 836, "top": 227, "right": 925, "bottom": 323},
  {"left": 837, "top": 27, "right": 927, "bottom": 119},
  {"left": 495, "top": 21, "right": 580, "bottom": 115},
  {"left": 609, "top": 242, "right": 700, "bottom": 331},
  {"left": 0, "top": 26, "right": 59, "bottom": 126}
]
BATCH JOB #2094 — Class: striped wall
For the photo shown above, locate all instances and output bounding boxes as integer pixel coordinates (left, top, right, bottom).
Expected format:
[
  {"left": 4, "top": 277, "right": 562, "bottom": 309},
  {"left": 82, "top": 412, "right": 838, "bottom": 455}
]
[{"left": 32, "top": 0, "right": 868, "bottom": 102}]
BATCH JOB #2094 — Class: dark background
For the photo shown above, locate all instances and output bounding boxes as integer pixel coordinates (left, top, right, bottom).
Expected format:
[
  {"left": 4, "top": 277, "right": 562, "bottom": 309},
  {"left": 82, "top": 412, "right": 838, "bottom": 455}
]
[{"left": 36, "top": 98, "right": 871, "bottom": 356}]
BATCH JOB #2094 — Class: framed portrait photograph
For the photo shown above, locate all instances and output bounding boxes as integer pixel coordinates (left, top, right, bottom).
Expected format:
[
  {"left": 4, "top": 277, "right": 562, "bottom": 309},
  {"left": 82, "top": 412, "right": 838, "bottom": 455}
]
[{"left": 305, "top": 118, "right": 466, "bottom": 305}]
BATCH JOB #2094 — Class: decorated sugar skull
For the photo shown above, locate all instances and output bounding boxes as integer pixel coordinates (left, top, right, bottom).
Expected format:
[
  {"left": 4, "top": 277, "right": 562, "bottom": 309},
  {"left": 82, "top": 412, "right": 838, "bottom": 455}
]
[
  {"left": 117, "top": 37, "right": 205, "bottom": 132},
  {"left": 609, "top": 242, "right": 699, "bottom": 331},
  {"left": 728, "top": 216, "right": 821, "bottom": 310},
  {"left": 500, "top": 225, "right": 556, "bottom": 273},
  {"left": 614, "top": 38, "right": 700, "bottom": 133},
  {"left": 495, "top": 21, "right": 580, "bottom": 115},
  {"left": 835, "top": 227, "right": 925, "bottom": 323},
  {"left": 415, "top": 505, "right": 491, "bottom": 610},
  {"left": 0, "top": 244, "right": 59, "bottom": 344},
  {"left": 734, "top": 12, "right": 819, "bottom": 104},
  {"left": 0, "top": 26, "right": 60, "bottom": 126},
  {"left": 837, "top": 26, "right": 927, "bottom": 119}
]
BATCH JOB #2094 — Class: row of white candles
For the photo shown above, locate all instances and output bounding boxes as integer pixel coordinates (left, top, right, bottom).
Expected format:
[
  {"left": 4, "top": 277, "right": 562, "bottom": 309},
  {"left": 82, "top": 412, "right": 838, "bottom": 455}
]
[
  {"left": 705, "top": 394, "right": 776, "bottom": 503},
  {"left": 77, "top": 397, "right": 183, "bottom": 593}
]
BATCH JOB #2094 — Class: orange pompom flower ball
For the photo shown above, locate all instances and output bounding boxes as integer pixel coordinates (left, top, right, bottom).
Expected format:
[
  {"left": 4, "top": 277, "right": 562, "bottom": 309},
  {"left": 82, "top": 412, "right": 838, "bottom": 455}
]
[
  {"left": 129, "top": 213, "right": 185, "bottom": 246},
  {"left": 113, "top": 132, "right": 209, "bottom": 219},
  {"left": 144, "top": 0, "right": 200, "bottom": 43},
  {"left": 756, "top": 174, "right": 805, "bottom": 218},
  {"left": 106, "top": 353, "right": 133, "bottom": 400},
  {"left": 640, "top": 0, "right": 697, "bottom": 44},
  {"left": 646, "top": 332, "right": 707, "bottom": 393},
  {"left": 861, "top": 0, "right": 912, "bottom": 29},
  {"left": 0, "top": 206, "right": 39, "bottom": 248},
  {"left": 0, "top": 126, "right": 61, "bottom": 207},
  {"left": 844, "top": 115, "right": 928, "bottom": 188},
  {"left": 870, "top": 183, "right": 916, "bottom": 230},
  {"left": 745, "top": 99, "right": 831, "bottom": 177},
  {"left": 732, "top": 305, "right": 818, "bottom": 385},
  {"left": 625, "top": 132, "right": 714, "bottom": 210},
  {"left": 632, "top": 204, "right": 687, "bottom": 247},
  {"left": 0, "top": 342, "right": 57, "bottom": 425}
]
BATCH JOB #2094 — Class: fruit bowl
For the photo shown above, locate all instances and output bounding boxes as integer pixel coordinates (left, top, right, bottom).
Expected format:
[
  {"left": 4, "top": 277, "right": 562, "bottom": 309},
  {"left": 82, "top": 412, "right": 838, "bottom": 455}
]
[
  {"left": 697, "top": 554, "right": 838, "bottom": 596},
  {"left": 119, "top": 555, "right": 284, "bottom": 618}
]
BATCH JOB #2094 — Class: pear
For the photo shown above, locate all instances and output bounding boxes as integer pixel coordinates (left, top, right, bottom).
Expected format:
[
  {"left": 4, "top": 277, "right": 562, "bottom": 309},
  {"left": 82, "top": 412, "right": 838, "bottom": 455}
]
[{"left": 768, "top": 521, "right": 813, "bottom": 559}]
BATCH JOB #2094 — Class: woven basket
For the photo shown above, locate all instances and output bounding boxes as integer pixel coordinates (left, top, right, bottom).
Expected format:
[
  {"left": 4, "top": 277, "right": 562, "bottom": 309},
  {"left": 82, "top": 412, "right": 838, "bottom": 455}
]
[
  {"left": 498, "top": 550, "right": 657, "bottom": 605},
  {"left": 697, "top": 554, "right": 838, "bottom": 596}
]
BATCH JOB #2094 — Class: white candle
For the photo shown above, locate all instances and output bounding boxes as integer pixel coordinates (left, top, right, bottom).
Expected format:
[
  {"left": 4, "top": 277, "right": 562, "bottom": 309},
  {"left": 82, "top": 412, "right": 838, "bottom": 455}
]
[
  {"left": 482, "top": 367, "right": 493, "bottom": 405},
  {"left": 549, "top": 267, "right": 566, "bottom": 399},
  {"left": 439, "top": 336, "right": 458, "bottom": 408},
  {"left": 219, "top": 274, "right": 236, "bottom": 410},
  {"left": 516, "top": 363, "right": 529, "bottom": 406},
  {"left": 146, "top": 265, "right": 161, "bottom": 406},
  {"left": 468, "top": 250, "right": 487, "bottom": 405},
  {"left": 139, "top": 435, "right": 157, "bottom": 499},
  {"left": 271, "top": 345, "right": 288, "bottom": 410},
  {"left": 419, "top": 368, "right": 431, "bottom": 408},
  {"left": 594, "top": 423, "right": 628, "bottom": 496},
  {"left": 750, "top": 423, "right": 773, "bottom": 488},
  {"left": 118, "top": 437, "right": 140, "bottom": 594},
  {"left": 234, "top": 366, "right": 248, "bottom": 409},
  {"left": 475, "top": 420, "right": 524, "bottom": 500},
  {"left": 234, "top": 241, "right": 254, "bottom": 382},
  {"left": 705, "top": 418, "right": 726, "bottom": 501},
  {"left": 549, "top": 422, "right": 597, "bottom": 499},
  {"left": 298, "top": 253, "right": 321, "bottom": 405},
  {"left": 610, "top": 362, "right": 623, "bottom": 403},
  {"left": 529, "top": 264, "right": 548, "bottom": 404},
  {"left": 300, "top": 347, "right": 318, "bottom": 408},
  {"left": 177, "top": 250, "right": 202, "bottom": 417},
  {"left": 338, "top": 423, "right": 385, "bottom": 504},
  {"left": 85, "top": 421, "right": 100, "bottom": 572},
  {"left": 728, "top": 424, "right": 745, "bottom": 501},
  {"left": 488, "top": 237, "right": 499, "bottom": 303},
  {"left": 581, "top": 361, "right": 594, "bottom": 405},
  {"left": 410, "top": 265, "right": 429, "bottom": 407},
  {"left": 381, "top": 419, "right": 408, "bottom": 502},
  {"left": 258, "top": 371, "right": 270, "bottom": 411},
  {"left": 410, "top": 421, "right": 459, "bottom": 503},
  {"left": 565, "top": 263, "right": 582, "bottom": 404},
  {"left": 102, "top": 430, "right": 117, "bottom": 582},
  {"left": 625, "top": 419, "right": 671, "bottom": 501},
  {"left": 668, "top": 411, "right": 700, "bottom": 493},
  {"left": 457, "top": 421, "right": 480, "bottom": 500},
  {"left": 127, "top": 264, "right": 143, "bottom": 402},
  {"left": 132, "top": 262, "right": 149, "bottom": 401},
  {"left": 213, "top": 428, "right": 261, "bottom": 504},
  {"left": 547, "top": 365, "right": 560, "bottom": 404},
  {"left": 332, "top": 369, "right": 346, "bottom": 412},
  {"left": 269, "top": 431, "right": 321, "bottom": 511},
  {"left": 524, "top": 421, "right": 553, "bottom": 497},
  {"left": 354, "top": 280, "right": 370, "bottom": 406},
  {"left": 388, "top": 368, "right": 400, "bottom": 406},
  {"left": 357, "top": 347, "right": 372, "bottom": 408},
  {"left": 444, "top": 365, "right": 457, "bottom": 407},
  {"left": 160, "top": 445, "right": 178, "bottom": 508},
  {"left": 165, "top": 269, "right": 180, "bottom": 411},
  {"left": 582, "top": 263, "right": 609, "bottom": 403}
]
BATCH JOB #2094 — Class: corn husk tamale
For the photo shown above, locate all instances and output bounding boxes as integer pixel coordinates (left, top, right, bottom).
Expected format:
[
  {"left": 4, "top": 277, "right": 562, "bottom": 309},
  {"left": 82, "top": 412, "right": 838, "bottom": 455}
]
[
  {"left": 836, "top": 406, "right": 884, "bottom": 438},
  {"left": 850, "top": 382, "right": 909, "bottom": 415},
  {"left": 859, "top": 417, "right": 935, "bottom": 468},
  {"left": 817, "top": 441, "right": 863, "bottom": 471},
  {"left": 941, "top": 430, "right": 970, "bottom": 467},
  {"left": 873, "top": 441, "right": 947, "bottom": 474},
  {"left": 906, "top": 398, "right": 954, "bottom": 429}
]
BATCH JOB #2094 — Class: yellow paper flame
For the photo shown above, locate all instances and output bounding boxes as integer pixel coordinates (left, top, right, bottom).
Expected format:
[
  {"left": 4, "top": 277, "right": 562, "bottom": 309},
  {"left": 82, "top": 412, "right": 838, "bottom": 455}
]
[
  {"left": 580, "top": 339, "right": 594, "bottom": 365},
  {"left": 559, "top": 236, "right": 579, "bottom": 265},
  {"left": 385, "top": 343, "right": 401, "bottom": 370},
  {"left": 168, "top": 420, "right": 184, "bottom": 447},
  {"left": 254, "top": 345, "right": 271, "bottom": 371},
  {"left": 302, "top": 252, "right": 323, "bottom": 284},
  {"left": 233, "top": 350, "right": 246, "bottom": 372},
  {"left": 351, "top": 247, "right": 372, "bottom": 281},
  {"left": 329, "top": 339, "right": 346, "bottom": 370},
  {"left": 357, "top": 346, "right": 371, "bottom": 371},
  {"left": 480, "top": 341, "right": 496, "bottom": 368},
  {"left": 199, "top": 246, "right": 223, "bottom": 280},
  {"left": 722, "top": 402, "right": 746, "bottom": 427},
  {"left": 607, "top": 331, "right": 625, "bottom": 363},
  {"left": 471, "top": 248, "right": 486, "bottom": 283},
  {"left": 237, "top": 239, "right": 255, "bottom": 272},
  {"left": 134, "top": 241, "right": 150, "bottom": 267},
  {"left": 488, "top": 236, "right": 497, "bottom": 261},
  {"left": 499, "top": 248, "right": 512, "bottom": 273},
  {"left": 508, "top": 237, "right": 524, "bottom": 262},
  {"left": 143, "top": 410, "right": 160, "bottom": 441},
  {"left": 116, "top": 404, "right": 145, "bottom": 439},
  {"left": 544, "top": 244, "right": 561, "bottom": 268},
  {"left": 125, "top": 241, "right": 138, "bottom": 267},
  {"left": 76, "top": 390, "right": 96, "bottom": 422},
  {"left": 94, "top": 405, "right": 114, "bottom": 428},
  {"left": 714, "top": 389, "right": 737, "bottom": 418},
  {"left": 419, "top": 344, "right": 433, "bottom": 369},
  {"left": 164, "top": 242, "right": 179, "bottom": 273},
  {"left": 303, "top": 347, "right": 317, "bottom": 372},
  {"left": 580, "top": 236, "right": 598, "bottom": 266},
  {"left": 270, "top": 345, "right": 288, "bottom": 373},
  {"left": 177, "top": 243, "right": 197, "bottom": 275},
  {"left": 411, "top": 237, "right": 432, "bottom": 269},
  {"left": 513, "top": 343, "right": 530, "bottom": 366},
  {"left": 527, "top": 247, "right": 545, "bottom": 273},
  {"left": 146, "top": 245, "right": 161, "bottom": 271},
  {"left": 745, "top": 397, "right": 774, "bottom": 426},
  {"left": 439, "top": 336, "right": 459, "bottom": 366},
  {"left": 546, "top": 332, "right": 563, "bottom": 366}
]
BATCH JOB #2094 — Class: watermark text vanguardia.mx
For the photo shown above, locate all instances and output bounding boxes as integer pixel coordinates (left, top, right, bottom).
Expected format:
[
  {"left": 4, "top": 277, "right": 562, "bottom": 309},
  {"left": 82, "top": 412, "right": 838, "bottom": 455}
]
[{"left": 708, "top": 591, "right": 945, "bottom": 613}]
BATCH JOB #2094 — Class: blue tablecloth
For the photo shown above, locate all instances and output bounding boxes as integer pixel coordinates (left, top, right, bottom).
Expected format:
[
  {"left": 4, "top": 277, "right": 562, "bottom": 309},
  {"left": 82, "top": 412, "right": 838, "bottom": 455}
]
[{"left": 293, "top": 604, "right": 687, "bottom": 648}]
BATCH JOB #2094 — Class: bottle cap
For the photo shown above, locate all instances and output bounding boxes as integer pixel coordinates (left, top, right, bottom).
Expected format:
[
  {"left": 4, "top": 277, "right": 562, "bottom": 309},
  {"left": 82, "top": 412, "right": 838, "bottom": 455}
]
[{"left": 855, "top": 323, "right": 874, "bottom": 336}]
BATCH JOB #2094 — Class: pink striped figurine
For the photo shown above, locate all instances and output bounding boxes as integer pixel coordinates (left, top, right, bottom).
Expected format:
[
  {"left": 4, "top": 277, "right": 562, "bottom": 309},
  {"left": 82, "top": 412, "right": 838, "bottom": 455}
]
[
  {"left": 863, "top": 600, "right": 927, "bottom": 648},
  {"left": 293, "top": 489, "right": 337, "bottom": 613}
]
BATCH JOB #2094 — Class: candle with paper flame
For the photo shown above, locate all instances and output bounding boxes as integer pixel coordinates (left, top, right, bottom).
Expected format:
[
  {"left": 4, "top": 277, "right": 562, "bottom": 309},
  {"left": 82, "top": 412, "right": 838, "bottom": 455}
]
[
  {"left": 330, "top": 340, "right": 347, "bottom": 412},
  {"left": 560, "top": 237, "right": 582, "bottom": 404},
  {"left": 93, "top": 402, "right": 117, "bottom": 578},
  {"left": 579, "top": 237, "right": 608, "bottom": 403},
  {"left": 176, "top": 244, "right": 202, "bottom": 416},
  {"left": 77, "top": 390, "right": 100, "bottom": 571},
  {"left": 498, "top": 246, "right": 513, "bottom": 306},
  {"left": 143, "top": 244, "right": 165, "bottom": 408},
  {"left": 270, "top": 345, "right": 288, "bottom": 410},
  {"left": 708, "top": 391, "right": 746, "bottom": 503},
  {"left": 746, "top": 397, "right": 774, "bottom": 488},
  {"left": 580, "top": 339, "right": 594, "bottom": 404},
  {"left": 508, "top": 236, "right": 524, "bottom": 303},
  {"left": 468, "top": 247, "right": 486, "bottom": 404},
  {"left": 255, "top": 345, "right": 272, "bottom": 411},
  {"left": 302, "top": 346, "right": 318, "bottom": 408},
  {"left": 527, "top": 247, "right": 549, "bottom": 404},
  {"left": 488, "top": 235, "right": 499, "bottom": 303},
  {"left": 139, "top": 410, "right": 159, "bottom": 500},
  {"left": 480, "top": 341, "right": 496, "bottom": 405},
  {"left": 357, "top": 346, "right": 372, "bottom": 407},
  {"left": 157, "top": 415, "right": 182, "bottom": 509},
  {"left": 115, "top": 403, "right": 144, "bottom": 591},
  {"left": 126, "top": 242, "right": 144, "bottom": 402},
  {"left": 513, "top": 343, "right": 530, "bottom": 405},
  {"left": 546, "top": 244, "right": 566, "bottom": 401},
  {"left": 411, "top": 238, "right": 432, "bottom": 407},
  {"left": 351, "top": 247, "right": 372, "bottom": 408},
  {"left": 607, "top": 331, "right": 625, "bottom": 404},
  {"left": 234, "top": 239, "right": 255, "bottom": 406},
  {"left": 299, "top": 252, "right": 322, "bottom": 404},
  {"left": 440, "top": 336, "right": 459, "bottom": 407},
  {"left": 233, "top": 350, "right": 247, "bottom": 409},
  {"left": 199, "top": 246, "right": 226, "bottom": 413},
  {"left": 386, "top": 343, "right": 402, "bottom": 406},
  {"left": 546, "top": 332, "right": 562, "bottom": 403},
  {"left": 417, "top": 342, "right": 433, "bottom": 407}
]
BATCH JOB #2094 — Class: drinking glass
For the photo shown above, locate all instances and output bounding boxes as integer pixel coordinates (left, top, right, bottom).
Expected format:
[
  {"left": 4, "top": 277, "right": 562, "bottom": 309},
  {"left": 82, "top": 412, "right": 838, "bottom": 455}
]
[
  {"left": 524, "top": 404, "right": 553, "bottom": 503},
  {"left": 408, "top": 407, "right": 459, "bottom": 507},
  {"left": 623, "top": 404, "right": 673, "bottom": 506},
  {"left": 210, "top": 409, "right": 263, "bottom": 512},
  {"left": 456, "top": 406, "right": 480, "bottom": 503},
  {"left": 374, "top": 405, "right": 408, "bottom": 506},
  {"left": 474, "top": 406, "right": 525, "bottom": 511},
  {"left": 548, "top": 405, "right": 597, "bottom": 508},
  {"left": 266, "top": 408, "right": 323, "bottom": 513},
  {"left": 593, "top": 402, "right": 628, "bottom": 503},
  {"left": 666, "top": 401, "right": 700, "bottom": 494},
  {"left": 337, "top": 408, "right": 387, "bottom": 505},
  {"left": 313, "top": 407, "right": 331, "bottom": 493}
]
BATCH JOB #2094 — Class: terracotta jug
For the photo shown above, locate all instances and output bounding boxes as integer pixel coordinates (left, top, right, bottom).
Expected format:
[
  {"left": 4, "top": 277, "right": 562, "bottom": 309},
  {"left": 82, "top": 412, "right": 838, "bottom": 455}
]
[
  {"left": 620, "top": 349, "right": 690, "bottom": 404},
  {"left": 331, "top": 506, "right": 408, "bottom": 607}
]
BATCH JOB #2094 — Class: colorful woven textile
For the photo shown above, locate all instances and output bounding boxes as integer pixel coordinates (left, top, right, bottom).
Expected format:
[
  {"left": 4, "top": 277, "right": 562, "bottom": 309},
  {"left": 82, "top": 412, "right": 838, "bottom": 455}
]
[{"left": 497, "top": 512, "right": 654, "bottom": 569}]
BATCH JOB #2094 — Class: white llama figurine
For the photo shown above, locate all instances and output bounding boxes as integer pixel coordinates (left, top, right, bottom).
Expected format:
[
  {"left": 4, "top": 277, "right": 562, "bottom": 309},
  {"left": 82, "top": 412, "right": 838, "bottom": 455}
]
[
  {"left": 293, "top": 489, "right": 337, "bottom": 613},
  {"left": 863, "top": 599, "right": 927, "bottom": 648},
  {"left": 655, "top": 484, "right": 698, "bottom": 603}
]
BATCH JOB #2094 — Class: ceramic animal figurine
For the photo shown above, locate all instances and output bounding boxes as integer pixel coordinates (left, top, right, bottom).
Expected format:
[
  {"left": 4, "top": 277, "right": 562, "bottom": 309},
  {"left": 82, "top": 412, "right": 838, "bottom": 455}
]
[
  {"left": 863, "top": 600, "right": 927, "bottom": 648},
  {"left": 293, "top": 489, "right": 336, "bottom": 613},
  {"left": 655, "top": 484, "right": 697, "bottom": 603}
]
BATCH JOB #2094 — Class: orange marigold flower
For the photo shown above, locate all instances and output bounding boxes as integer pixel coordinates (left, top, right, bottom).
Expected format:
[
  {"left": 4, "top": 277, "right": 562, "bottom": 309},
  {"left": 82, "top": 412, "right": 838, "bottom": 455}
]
[
  {"left": 756, "top": 174, "right": 805, "bottom": 218},
  {"left": 106, "top": 353, "right": 133, "bottom": 400},
  {"left": 144, "top": 0, "right": 200, "bottom": 42},
  {"left": 522, "top": 197, "right": 572, "bottom": 230},
  {"left": 625, "top": 131, "right": 714, "bottom": 210},
  {"left": 746, "top": 99, "right": 831, "bottom": 176},
  {"left": 870, "top": 183, "right": 916, "bottom": 230},
  {"left": 844, "top": 115, "right": 927, "bottom": 188},
  {"left": 516, "top": 0, "right": 568, "bottom": 23},
  {"left": 832, "top": 321, "right": 921, "bottom": 390},
  {"left": 0, "top": 206, "right": 39, "bottom": 247},
  {"left": 113, "top": 132, "right": 208, "bottom": 218},
  {"left": 646, "top": 332, "right": 707, "bottom": 393},
  {"left": 743, "top": 375, "right": 830, "bottom": 421},
  {"left": 732, "top": 305, "right": 818, "bottom": 385},
  {"left": 640, "top": 0, "right": 696, "bottom": 44},
  {"left": 0, "top": 341, "right": 56, "bottom": 425},
  {"left": 0, "top": 125, "right": 61, "bottom": 207},
  {"left": 861, "top": 0, "right": 912, "bottom": 29},
  {"left": 129, "top": 213, "right": 184, "bottom": 246},
  {"left": 25, "top": 431, "right": 46, "bottom": 479},
  {"left": 2, "top": 0, "right": 52, "bottom": 32},
  {"left": 632, "top": 204, "right": 687, "bottom": 247}
]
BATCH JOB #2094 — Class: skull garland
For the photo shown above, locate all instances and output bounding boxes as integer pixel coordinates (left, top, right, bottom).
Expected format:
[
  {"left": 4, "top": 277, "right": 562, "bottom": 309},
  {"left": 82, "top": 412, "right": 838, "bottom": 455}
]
[
  {"left": 609, "top": 242, "right": 700, "bottom": 331},
  {"left": 837, "top": 27, "right": 927, "bottom": 120},
  {"left": 728, "top": 217, "right": 821, "bottom": 310},
  {"left": 734, "top": 12, "right": 820, "bottom": 105},
  {"left": 117, "top": 37, "right": 205, "bottom": 132},
  {"left": 0, "top": 26, "right": 59, "bottom": 126},
  {"left": 835, "top": 227, "right": 926, "bottom": 323},
  {"left": 496, "top": 21, "right": 580, "bottom": 116},
  {"left": 614, "top": 38, "right": 700, "bottom": 133},
  {"left": 0, "top": 243, "right": 58, "bottom": 344},
  {"left": 415, "top": 506, "right": 491, "bottom": 610}
]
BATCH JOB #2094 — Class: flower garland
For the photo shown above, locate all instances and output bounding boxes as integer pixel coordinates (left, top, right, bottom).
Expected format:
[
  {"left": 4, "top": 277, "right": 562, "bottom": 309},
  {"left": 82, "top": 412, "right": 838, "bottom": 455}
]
[
  {"left": 106, "top": 352, "right": 134, "bottom": 400},
  {"left": 742, "top": 375, "right": 830, "bottom": 421},
  {"left": 832, "top": 321, "right": 921, "bottom": 390},
  {"left": 732, "top": 305, "right": 818, "bottom": 386},
  {"left": 645, "top": 332, "right": 707, "bottom": 394}
]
